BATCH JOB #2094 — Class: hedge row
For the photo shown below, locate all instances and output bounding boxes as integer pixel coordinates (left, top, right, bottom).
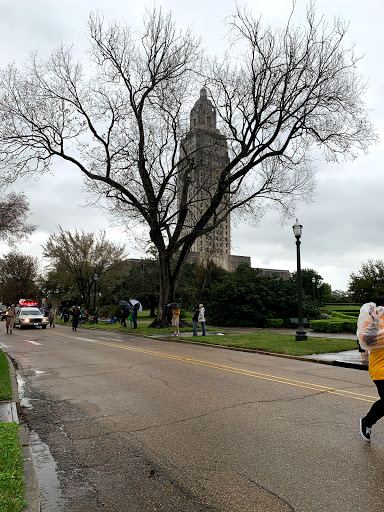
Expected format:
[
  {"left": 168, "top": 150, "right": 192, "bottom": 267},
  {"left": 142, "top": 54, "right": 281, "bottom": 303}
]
[
  {"left": 310, "top": 319, "right": 357, "bottom": 333},
  {"left": 266, "top": 319, "right": 284, "bottom": 328},
  {"left": 265, "top": 317, "right": 358, "bottom": 333},
  {"left": 331, "top": 311, "right": 358, "bottom": 320}
]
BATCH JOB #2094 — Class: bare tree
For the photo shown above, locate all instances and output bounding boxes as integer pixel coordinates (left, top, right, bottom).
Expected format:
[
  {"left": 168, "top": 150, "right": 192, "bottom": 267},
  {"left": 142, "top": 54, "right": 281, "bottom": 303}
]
[
  {"left": 42, "top": 228, "right": 125, "bottom": 310},
  {"left": 0, "top": 5, "right": 377, "bottom": 326},
  {"left": 0, "top": 192, "right": 36, "bottom": 245}
]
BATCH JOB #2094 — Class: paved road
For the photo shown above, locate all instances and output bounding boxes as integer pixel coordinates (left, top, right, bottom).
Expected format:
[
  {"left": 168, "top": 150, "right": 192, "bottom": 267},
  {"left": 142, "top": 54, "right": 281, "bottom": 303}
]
[{"left": 2, "top": 326, "right": 384, "bottom": 511}]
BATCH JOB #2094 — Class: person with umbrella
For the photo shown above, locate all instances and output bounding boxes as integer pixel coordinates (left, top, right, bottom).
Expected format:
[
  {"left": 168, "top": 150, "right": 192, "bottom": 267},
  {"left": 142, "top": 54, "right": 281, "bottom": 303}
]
[
  {"left": 119, "top": 300, "right": 130, "bottom": 329},
  {"left": 120, "top": 307, "right": 127, "bottom": 328},
  {"left": 132, "top": 302, "right": 139, "bottom": 329}
]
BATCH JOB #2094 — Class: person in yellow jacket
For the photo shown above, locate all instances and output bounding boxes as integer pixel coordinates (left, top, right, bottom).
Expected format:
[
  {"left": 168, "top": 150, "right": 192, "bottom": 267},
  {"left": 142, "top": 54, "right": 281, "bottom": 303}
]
[
  {"left": 360, "top": 296, "right": 384, "bottom": 441},
  {"left": 172, "top": 306, "right": 180, "bottom": 337}
]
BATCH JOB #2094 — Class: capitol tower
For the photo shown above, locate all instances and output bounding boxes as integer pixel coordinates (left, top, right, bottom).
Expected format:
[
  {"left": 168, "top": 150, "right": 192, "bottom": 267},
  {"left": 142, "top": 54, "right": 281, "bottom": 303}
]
[{"left": 178, "top": 88, "right": 234, "bottom": 270}]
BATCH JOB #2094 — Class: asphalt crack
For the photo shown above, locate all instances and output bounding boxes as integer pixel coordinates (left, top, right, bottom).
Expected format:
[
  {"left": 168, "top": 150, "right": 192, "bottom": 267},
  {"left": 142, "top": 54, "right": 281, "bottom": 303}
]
[{"left": 127, "top": 392, "right": 324, "bottom": 434}]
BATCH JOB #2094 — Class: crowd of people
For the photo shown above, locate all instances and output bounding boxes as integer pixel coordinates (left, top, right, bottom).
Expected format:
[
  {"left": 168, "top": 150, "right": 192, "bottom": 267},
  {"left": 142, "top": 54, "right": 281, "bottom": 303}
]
[{"left": 2, "top": 300, "right": 208, "bottom": 338}]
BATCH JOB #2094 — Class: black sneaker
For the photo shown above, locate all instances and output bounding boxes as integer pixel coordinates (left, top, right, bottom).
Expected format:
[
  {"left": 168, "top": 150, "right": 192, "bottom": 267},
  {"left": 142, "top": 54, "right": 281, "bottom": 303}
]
[{"left": 360, "top": 417, "right": 371, "bottom": 442}]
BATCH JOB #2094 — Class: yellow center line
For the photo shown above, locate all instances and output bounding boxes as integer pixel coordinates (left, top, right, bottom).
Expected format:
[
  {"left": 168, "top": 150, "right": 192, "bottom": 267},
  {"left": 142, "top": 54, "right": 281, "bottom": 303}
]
[{"left": 53, "top": 332, "right": 377, "bottom": 403}]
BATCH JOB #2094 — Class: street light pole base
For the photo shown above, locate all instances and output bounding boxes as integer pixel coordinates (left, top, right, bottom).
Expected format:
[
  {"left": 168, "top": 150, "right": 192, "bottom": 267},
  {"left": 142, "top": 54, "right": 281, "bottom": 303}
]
[{"left": 295, "top": 332, "right": 308, "bottom": 341}]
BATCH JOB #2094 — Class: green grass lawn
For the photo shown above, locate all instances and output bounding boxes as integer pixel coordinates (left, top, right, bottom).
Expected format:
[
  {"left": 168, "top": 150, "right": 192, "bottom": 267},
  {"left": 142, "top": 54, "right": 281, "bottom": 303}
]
[
  {"left": 178, "top": 332, "right": 357, "bottom": 356},
  {"left": 0, "top": 350, "right": 12, "bottom": 401},
  {"left": 0, "top": 423, "right": 26, "bottom": 512},
  {"left": 0, "top": 352, "right": 26, "bottom": 511},
  {"left": 57, "top": 316, "right": 357, "bottom": 356}
]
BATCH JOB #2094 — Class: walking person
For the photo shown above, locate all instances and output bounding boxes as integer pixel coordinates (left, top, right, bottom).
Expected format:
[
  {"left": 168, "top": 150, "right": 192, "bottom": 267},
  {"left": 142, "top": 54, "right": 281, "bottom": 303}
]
[
  {"left": 359, "top": 296, "right": 384, "bottom": 442},
  {"left": 72, "top": 305, "right": 81, "bottom": 332},
  {"left": 198, "top": 303, "right": 206, "bottom": 336},
  {"left": 172, "top": 305, "right": 180, "bottom": 337},
  {"left": 132, "top": 303, "right": 138, "bottom": 329},
  {"left": 48, "top": 307, "right": 56, "bottom": 328},
  {"left": 6, "top": 304, "right": 16, "bottom": 334},
  {"left": 192, "top": 305, "right": 199, "bottom": 337}
]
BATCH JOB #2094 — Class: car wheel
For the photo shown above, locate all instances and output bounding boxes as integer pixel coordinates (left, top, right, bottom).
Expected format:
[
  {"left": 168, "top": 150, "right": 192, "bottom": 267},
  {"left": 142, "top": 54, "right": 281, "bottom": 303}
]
[
  {"left": 19, "top": 325, "right": 24, "bottom": 329},
  {"left": 42, "top": 325, "right": 47, "bottom": 329}
]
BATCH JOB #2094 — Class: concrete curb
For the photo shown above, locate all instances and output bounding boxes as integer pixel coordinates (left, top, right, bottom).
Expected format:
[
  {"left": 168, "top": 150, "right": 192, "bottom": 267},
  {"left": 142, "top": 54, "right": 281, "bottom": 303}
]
[
  {"left": 5, "top": 353, "right": 41, "bottom": 512},
  {"left": 155, "top": 337, "right": 369, "bottom": 370}
]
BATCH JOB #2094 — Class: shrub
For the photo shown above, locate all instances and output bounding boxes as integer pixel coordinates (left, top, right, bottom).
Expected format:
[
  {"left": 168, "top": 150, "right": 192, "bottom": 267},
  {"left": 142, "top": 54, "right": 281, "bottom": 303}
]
[
  {"left": 266, "top": 319, "right": 284, "bottom": 328},
  {"left": 310, "top": 318, "right": 357, "bottom": 333}
]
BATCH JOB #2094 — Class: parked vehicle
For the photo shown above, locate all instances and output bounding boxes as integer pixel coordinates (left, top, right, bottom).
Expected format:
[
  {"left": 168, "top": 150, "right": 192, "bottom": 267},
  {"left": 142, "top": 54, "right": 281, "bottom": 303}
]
[
  {"left": 15, "top": 307, "right": 49, "bottom": 329},
  {"left": 0, "top": 305, "right": 8, "bottom": 321}
]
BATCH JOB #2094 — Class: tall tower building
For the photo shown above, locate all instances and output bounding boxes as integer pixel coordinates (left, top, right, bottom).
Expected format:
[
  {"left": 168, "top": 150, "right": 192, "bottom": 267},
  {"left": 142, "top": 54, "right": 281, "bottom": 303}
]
[{"left": 179, "top": 88, "right": 232, "bottom": 270}]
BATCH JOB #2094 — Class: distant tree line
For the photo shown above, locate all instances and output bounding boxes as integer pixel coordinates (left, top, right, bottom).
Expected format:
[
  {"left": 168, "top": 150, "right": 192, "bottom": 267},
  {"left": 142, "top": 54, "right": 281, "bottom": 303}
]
[{"left": 10, "top": 223, "right": 383, "bottom": 326}]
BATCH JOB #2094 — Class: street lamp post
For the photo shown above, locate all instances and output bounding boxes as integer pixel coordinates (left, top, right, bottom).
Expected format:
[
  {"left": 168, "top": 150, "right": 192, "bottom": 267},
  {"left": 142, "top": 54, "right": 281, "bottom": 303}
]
[
  {"left": 312, "top": 276, "right": 316, "bottom": 301},
  {"left": 317, "top": 281, "right": 323, "bottom": 305},
  {"left": 293, "top": 219, "right": 307, "bottom": 341},
  {"left": 93, "top": 273, "right": 98, "bottom": 312}
]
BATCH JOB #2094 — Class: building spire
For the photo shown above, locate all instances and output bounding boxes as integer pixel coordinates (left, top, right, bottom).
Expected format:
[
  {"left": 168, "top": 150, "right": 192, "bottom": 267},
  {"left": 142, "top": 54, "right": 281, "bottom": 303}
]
[{"left": 190, "top": 88, "right": 216, "bottom": 130}]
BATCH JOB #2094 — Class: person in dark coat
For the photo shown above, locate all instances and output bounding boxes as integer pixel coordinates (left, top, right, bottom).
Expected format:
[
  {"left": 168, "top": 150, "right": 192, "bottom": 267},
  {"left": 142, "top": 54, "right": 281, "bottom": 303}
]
[
  {"left": 72, "top": 305, "right": 81, "bottom": 331},
  {"left": 192, "top": 305, "right": 199, "bottom": 337},
  {"left": 120, "top": 309, "right": 127, "bottom": 328},
  {"left": 132, "top": 303, "right": 138, "bottom": 329}
]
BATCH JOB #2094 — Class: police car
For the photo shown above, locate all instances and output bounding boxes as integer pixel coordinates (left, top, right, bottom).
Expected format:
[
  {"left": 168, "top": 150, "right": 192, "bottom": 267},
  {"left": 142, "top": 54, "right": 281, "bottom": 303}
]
[{"left": 15, "top": 307, "right": 49, "bottom": 329}]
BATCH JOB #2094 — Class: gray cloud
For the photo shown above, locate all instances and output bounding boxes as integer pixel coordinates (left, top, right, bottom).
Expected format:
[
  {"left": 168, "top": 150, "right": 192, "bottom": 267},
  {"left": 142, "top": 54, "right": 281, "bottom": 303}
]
[{"left": 0, "top": 0, "right": 382, "bottom": 293}]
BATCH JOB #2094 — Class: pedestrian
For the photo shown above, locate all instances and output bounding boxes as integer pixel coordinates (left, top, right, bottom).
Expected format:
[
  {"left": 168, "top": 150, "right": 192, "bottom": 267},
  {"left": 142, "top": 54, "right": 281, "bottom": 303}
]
[
  {"left": 359, "top": 296, "right": 384, "bottom": 442},
  {"left": 72, "top": 305, "right": 81, "bottom": 332},
  {"left": 6, "top": 304, "right": 16, "bottom": 334},
  {"left": 172, "top": 305, "right": 180, "bottom": 337},
  {"left": 198, "top": 303, "right": 206, "bottom": 336},
  {"left": 120, "top": 309, "right": 127, "bottom": 328},
  {"left": 48, "top": 307, "right": 56, "bottom": 328},
  {"left": 93, "top": 307, "right": 99, "bottom": 324},
  {"left": 132, "top": 303, "right": 138, "bottom": 329},
  {"left": 128, "top": 309, "right": 133, "bottom": 328},
  {"left": 192, "top": 305, "right": 199, "bottom": 337}
]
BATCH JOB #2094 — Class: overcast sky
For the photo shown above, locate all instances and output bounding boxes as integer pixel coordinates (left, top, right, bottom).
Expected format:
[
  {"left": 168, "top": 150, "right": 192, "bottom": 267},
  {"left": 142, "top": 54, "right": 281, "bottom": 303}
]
[{"left": 0, "top": 0, "right": 383, "bottom": 292}]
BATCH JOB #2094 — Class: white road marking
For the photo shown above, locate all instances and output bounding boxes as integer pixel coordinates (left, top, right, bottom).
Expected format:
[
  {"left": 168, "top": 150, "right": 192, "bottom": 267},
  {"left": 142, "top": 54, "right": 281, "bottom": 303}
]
[
  {"left": 0, "top": 342, "right": 9, "bottom": 348},
  {"left": 74, "top": 337, "right": 96, "bottom": 342},
  {"left": 25, "top": 340, "right": 42, "bottom": 345}
]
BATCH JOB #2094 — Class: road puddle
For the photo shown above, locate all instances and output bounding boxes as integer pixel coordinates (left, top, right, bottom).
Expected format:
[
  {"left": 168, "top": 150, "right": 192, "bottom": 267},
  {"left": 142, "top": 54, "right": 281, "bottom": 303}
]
[
  {"left": 28, "top": 430, "right": 67, "bottom": 511},
  {"left": 17, "top": 373, "right": 66, "bottom": 510}
]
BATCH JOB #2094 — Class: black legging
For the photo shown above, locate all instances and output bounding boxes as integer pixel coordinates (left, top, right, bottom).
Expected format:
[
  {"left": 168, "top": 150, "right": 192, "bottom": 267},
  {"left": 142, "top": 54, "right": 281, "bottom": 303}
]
[{"left": 365, "top": 380, "right": 384, "bottom": 427}]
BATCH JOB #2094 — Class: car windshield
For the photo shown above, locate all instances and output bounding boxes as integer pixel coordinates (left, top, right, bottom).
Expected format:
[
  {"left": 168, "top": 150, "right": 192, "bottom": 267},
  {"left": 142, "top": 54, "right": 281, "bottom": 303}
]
[{"left": 20, "top": 310, "right": 42, "bottom": 316}]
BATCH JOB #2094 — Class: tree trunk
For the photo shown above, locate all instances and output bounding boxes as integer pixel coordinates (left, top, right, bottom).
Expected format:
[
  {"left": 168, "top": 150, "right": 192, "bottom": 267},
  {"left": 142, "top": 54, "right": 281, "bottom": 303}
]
[{"left": 149, "top": 254, "right": 175, "bottom": 328}]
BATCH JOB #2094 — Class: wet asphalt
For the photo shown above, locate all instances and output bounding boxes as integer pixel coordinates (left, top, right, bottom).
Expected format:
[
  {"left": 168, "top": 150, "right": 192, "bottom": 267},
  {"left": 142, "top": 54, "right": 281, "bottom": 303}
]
[{"left": 1, "top": 326, "right": 368, "bottom": 511}]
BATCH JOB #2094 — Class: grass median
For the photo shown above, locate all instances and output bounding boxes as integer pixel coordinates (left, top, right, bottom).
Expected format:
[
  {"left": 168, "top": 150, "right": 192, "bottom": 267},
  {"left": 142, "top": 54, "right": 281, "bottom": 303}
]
[
  {"left": 0, "top": 350, "right": 26, "bottom": 512},
  {"left": 178, "top": 332, "right": 357, "bottom": 356}
]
